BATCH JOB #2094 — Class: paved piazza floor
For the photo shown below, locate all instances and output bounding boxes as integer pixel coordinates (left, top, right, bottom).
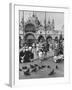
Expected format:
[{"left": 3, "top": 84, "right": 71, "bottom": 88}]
[{"left": 19, "top": 56, "right": 64, "bottom": 79}]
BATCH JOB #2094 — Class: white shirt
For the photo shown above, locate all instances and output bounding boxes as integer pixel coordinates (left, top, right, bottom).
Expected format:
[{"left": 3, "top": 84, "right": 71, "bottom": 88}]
[{"left": 38, "top": 51, "right": 42, "bottom": 58}]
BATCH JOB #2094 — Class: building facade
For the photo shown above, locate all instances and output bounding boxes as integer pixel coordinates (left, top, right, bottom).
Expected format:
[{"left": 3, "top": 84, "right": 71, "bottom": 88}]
[{"left": 19, "top": 13, "right": 64, "bottom": 47}]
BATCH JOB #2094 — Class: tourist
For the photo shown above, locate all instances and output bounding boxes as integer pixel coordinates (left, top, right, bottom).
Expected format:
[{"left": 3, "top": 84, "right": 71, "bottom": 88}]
[
  {"left": 19, "top": 49, "right": 24, "bottom": 63},
  {"left": 54, "top": 36, "right": 59, "bottom": 56},
  {"left": 38, "top": 49, "right": 43, "bottom": 60}
]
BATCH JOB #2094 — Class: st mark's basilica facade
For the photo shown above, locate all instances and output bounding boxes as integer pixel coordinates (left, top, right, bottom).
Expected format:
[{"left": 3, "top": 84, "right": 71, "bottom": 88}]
[
  {"left": 19, "top": 12, "right": 64, "bottom": 48},
  {"left": 19, "top": 11, "right": 64, "bottom": 79}
]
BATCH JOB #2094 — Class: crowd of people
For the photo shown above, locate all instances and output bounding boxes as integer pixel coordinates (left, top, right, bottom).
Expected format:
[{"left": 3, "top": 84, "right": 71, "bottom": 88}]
[{"left": 19, "top": 34, "right": 64, "bottom": 63}]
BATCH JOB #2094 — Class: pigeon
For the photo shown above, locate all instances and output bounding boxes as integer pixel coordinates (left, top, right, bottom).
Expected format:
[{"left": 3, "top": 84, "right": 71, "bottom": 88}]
[
  {"left": 41, "top": 65, "right": 46, "bottom": 68},
  {"left": 24, "top": 72, "right": 31, "bottom": 76},
  {"left": 19, "top": 68, "right": 22, "bottom": 71},
  {"left": 47, "top": 65, "right": 51, "bottom": 68},
  {"left": 30, "top": 64, "right": 35, "bottom": 68},
  {"left": 22, "top": 66, "right": 27, "bottom": 69},
  {"left": 24, "top": 68, "right": 31, "bottom": 76},
  {"left": 38, "top": 66, "right": 42, "bottom": 70},
  {"left": 56, "top": 65, "right": 58, "bottom": 69},
  {"left": 31, "top": 67, "right": 38, "bottom": 72},
  {"left": 48, "top": 69, "right": 55, "bottom": 75},
  {"left": 34, "top": 64, "right": 38, "bottom": 67},
  {"left": 38, "top": 65, "right": 46, "bottom": 70}
]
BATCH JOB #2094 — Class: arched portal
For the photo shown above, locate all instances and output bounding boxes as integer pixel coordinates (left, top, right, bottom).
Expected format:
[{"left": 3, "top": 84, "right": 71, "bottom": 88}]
[
  {"left": 38, "top": 35, "right": 45, "bottom": 42},
  {"left": 46, "top": 35, "right": 52, "bottom": 43},
  {"left": 24, "top": 33, "right": 36, "bottom": 46}
]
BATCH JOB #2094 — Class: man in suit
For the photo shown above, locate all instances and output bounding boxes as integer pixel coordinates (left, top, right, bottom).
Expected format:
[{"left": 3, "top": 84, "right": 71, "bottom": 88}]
[
  {"left": 19, "top": 50, "right": 24, "bottom": 63},
  {"left": 24, "top": 47, "right": 34, "bottom": 63}
]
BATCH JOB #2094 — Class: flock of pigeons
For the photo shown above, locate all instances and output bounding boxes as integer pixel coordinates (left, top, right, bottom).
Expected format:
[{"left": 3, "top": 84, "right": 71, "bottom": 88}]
[{"left": 19, "top": 62, "right": 59, "bottom": 77}]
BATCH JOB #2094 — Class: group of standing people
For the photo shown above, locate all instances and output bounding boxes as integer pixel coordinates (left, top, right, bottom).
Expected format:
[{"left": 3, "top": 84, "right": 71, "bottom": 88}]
[{"left": 19, "top": 34, "right": 64, "bottom": 63}]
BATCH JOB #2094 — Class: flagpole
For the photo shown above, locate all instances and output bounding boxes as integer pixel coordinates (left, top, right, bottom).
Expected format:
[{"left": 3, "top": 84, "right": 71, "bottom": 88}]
[
  {"left": 23, "top": 10, "right": 25, "bottom": 45},
  {"left": 45, "top": 11, "right": 46, "bottom": 40}
]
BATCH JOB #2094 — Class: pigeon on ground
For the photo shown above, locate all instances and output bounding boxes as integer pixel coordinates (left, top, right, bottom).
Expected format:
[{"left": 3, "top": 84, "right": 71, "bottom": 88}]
[
  {"left": 30, "top": 64, "right": 35, "bottom": 68},
  {"left": 38, "top": 66, "right": 42, "bottom": 70},
  {"left": 34, "top": 64, "right": 38, "bottom": 67},
  {"left": 24, "top": 68, "right": 31, "bottom": 76},
  {"left": 41, "top": 65, "right": 46, "bottom": 68},
  {"left": 31, "top": 67, "right": 38, "bottom": 72},
  {"left": 48, "top": 69, "right": 55, "bottom": 75},
  {"left": 22, "top": 66, "right": 27, "bottom": 69},
  {"left": 56, "top": 65, "right": 58, "bottom": 69},
  {"left": 19, "top": 68, "right": 22, "bottom": 71},
  {"left": 47, "top": 65, "right": 51, "bottom": 68}
]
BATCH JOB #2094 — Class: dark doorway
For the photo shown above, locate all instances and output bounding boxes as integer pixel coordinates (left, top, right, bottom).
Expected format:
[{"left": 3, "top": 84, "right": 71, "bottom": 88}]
[
  {"left": 38, "top": 35, "right": 45, "bottom": 43},
  {"left": 24, "top": 33, "right": 35, "bottom": 46}
]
